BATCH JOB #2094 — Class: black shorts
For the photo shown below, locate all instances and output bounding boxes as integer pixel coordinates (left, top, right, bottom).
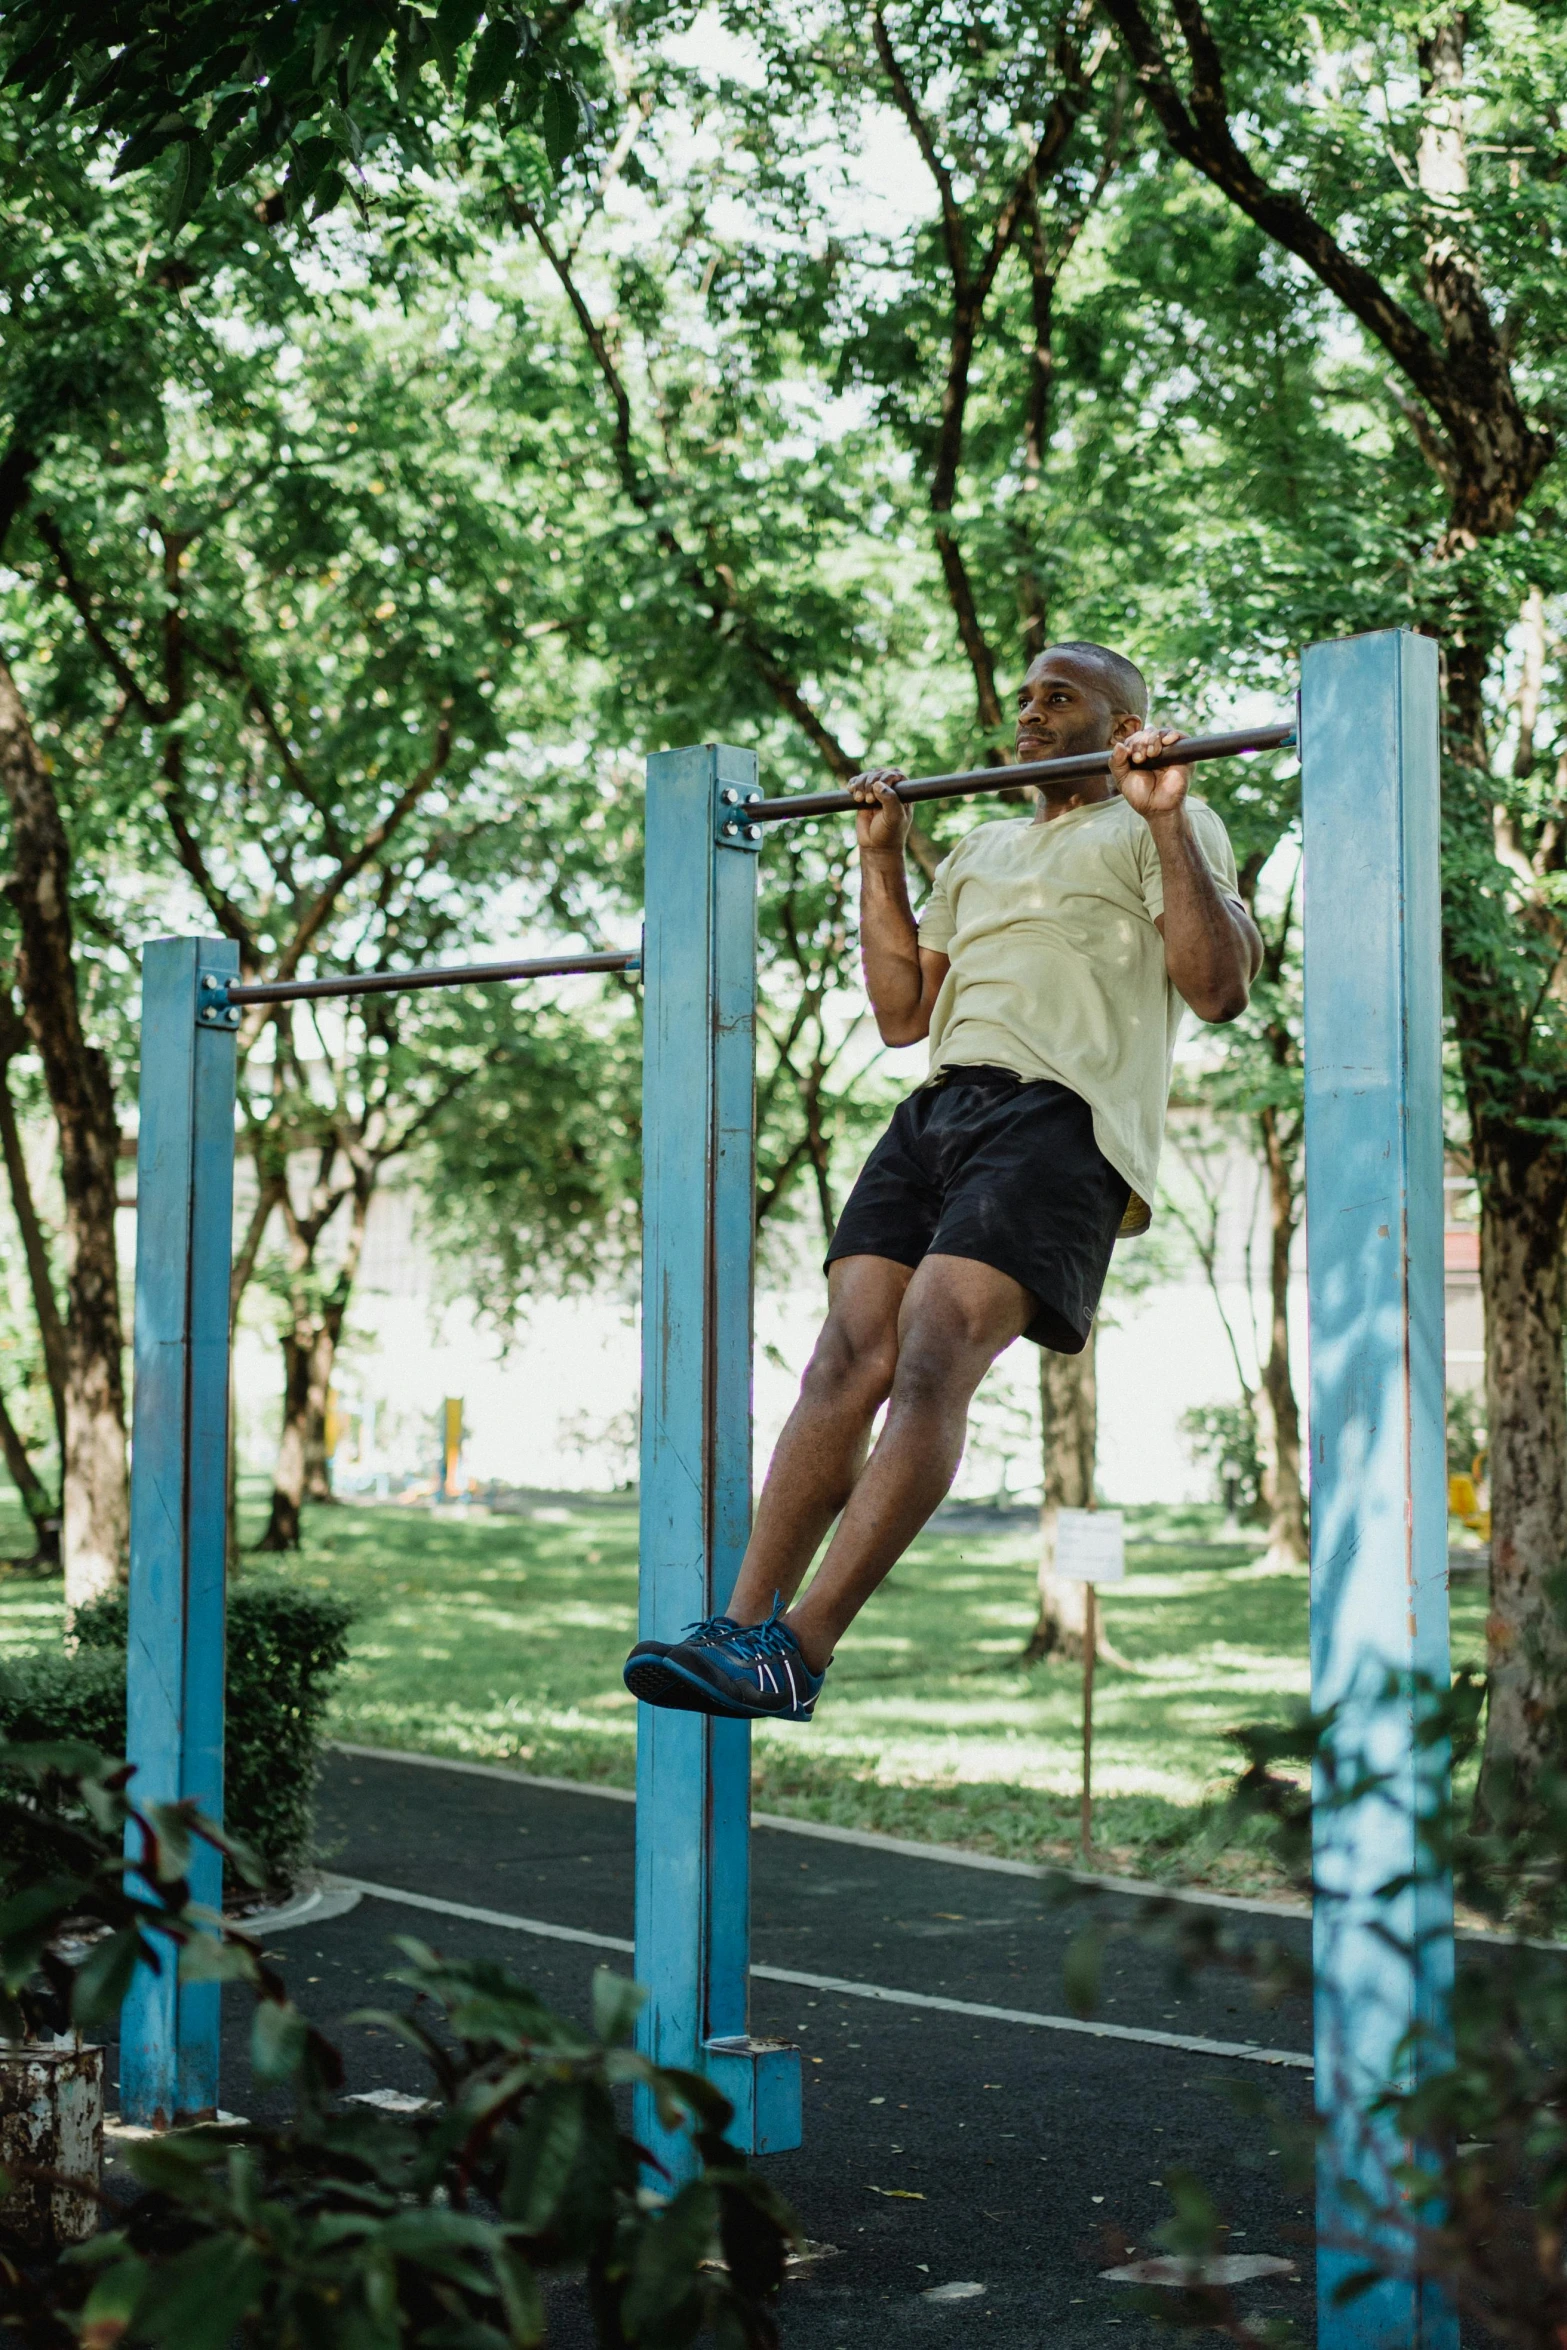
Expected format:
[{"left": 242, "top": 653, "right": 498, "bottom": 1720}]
[{"left": 824, "top": 1065, "right": 1130, "bottom": 1353}]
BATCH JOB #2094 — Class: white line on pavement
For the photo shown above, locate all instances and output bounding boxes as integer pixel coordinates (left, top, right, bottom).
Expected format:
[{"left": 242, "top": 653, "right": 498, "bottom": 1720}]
[
  {"left": 331, "top": 1740, "right": 1557, "bottom": 1952},
  {"left": 327, "top": 1872, "right": 1312, "bottom": 2073},
  {"left": 328, "top": 1742, "right": 1308, "bottom": 1922}
]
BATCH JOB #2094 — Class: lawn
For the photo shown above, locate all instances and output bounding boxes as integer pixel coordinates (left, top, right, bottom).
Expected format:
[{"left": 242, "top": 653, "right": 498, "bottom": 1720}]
[{"left": 0, "top": 1486, "right": 1491, "bottom": 1894}]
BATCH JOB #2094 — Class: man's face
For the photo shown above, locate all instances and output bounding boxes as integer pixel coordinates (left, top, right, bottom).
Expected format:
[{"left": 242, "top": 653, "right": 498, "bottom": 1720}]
[{"left": 1014, "top": 652, "right": 1133, "bottom": 765}]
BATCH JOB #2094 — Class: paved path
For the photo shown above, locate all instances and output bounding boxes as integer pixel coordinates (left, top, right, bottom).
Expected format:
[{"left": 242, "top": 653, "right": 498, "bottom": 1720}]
[{"left": 120, "top": 1746, "right": 1323, "bottom": 2346}]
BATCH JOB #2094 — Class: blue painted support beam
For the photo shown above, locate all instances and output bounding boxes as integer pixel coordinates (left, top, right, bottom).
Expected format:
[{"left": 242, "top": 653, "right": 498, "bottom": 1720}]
[
  {"left": 1302, "top": 632, "right": 1456, "bottom": 2348},
  {"left": 635, "top": 747, "right": 802, "bottom": 2177},
  {"left": 121, "top": 937, "right": 239, "bottom": 2126}
]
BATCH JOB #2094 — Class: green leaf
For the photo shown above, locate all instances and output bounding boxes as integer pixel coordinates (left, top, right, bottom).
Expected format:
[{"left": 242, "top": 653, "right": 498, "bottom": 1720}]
[
  {"left": 251, "top": 1995, "right": 308, "bottom": 2084},
  {"left": 113, "top": 113, "right": 191, "bottom": 177},
  {"left": 312, "top": 170, "right": 349, "bottom": 221},
  {"left": 496, "top": 2243, "right": 546, "bottom": 2345},
  {"left": 344, "top": 18, "right": 393, "bottom": 93},
  {"left": 1061, "top": 1929, "right": 1100, "bottom": 2019},
  {"left": 127, "top": 2237, "right": 268, "bottom": 2350},
  {"left": 71, "top": 1927, "right": 146, "bottom": 2028},
  {"left": 285, "top": 133, "right": 340, "bottom": 208},
  {"left": 75, "top": 2253, "right": 149, "bottom": 2337},
  {"left": 621, "top": 2179, "right": 717, "bottom": 2338},
  {"left": 124, "top": 2134, "right": 218, "bottom": 2197},
  {"left": 716, "top": 2170, "right": 792, "bottom": 2304},
  {"left": 434, "top": 0, "right": 485, "bottom": 86},
  {"left": 541, "top": 78, "right": 578, "bottom": 173},
  {"left": 145, "top": 1803, "right": 194, "bottom": 1885},
  {"left": 166, "top": 136, "right": 214, "bottom": 230},
  {"left": 0, "top": 1875, "right": 91, "bottom": 1954},
  {"left": 592, "top": 1967, "right": 646, "bottom": 2047},
  {"left": 178, "top": 1933, "right": 258, "bottom": 1986},
  {"left": 464, "top": 17, "right": 518, "bottom": 120},
  {"left": 503, "top": 2079, "right": 585, "bottom": 2231}
]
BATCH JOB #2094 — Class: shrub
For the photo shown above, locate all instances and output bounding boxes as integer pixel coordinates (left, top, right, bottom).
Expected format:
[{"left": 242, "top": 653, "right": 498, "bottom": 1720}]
[
  {"left": 0, "top": 1578, "right": 352, "bottom": 1896},
  {"left": 1, "top": 1740, "right": 795, "bottom": 2349}
]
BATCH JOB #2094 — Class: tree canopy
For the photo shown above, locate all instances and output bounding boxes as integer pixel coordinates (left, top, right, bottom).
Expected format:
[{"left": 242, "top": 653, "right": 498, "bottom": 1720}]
[{"left": 2, "top": 0, "right": 1566, "bottom": 1786}]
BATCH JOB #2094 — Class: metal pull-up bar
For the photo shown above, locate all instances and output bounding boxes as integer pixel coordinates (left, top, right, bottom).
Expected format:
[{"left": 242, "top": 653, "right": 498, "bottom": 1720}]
[
  {"left": 743, "top": 718, "right": 1297, "bottom": 826},
  {"left": 213, "top": 947, "right": 642, "bottom": 1011}
]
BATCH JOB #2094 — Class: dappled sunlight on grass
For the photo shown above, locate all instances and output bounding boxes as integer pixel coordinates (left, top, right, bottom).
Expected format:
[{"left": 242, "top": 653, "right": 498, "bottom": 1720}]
[{"left": 0, "top": 1485, "right": 1492, "bottom": 1892}]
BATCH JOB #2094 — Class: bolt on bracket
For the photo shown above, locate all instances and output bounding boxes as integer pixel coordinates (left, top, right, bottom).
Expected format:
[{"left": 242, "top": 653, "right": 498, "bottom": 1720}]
[
  {"left": 196, "top": 971, "right": 241, "bottom": 1028},
  {"left": 714, "top": 779, "right": 765, "bottom": 852}
]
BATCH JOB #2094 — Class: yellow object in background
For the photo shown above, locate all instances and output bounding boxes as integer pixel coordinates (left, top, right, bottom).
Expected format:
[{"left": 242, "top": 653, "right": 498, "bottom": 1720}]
[
  {"left": 1448, "top": 1472, "right": 1477, "bottom": 1521},
  {"left": 443, "top": 1398, "right": 463, "bottom": 1498}
]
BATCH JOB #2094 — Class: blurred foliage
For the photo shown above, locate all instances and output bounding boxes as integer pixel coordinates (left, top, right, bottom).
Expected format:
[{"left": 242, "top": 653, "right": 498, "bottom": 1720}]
[
  {"left": 0, "top": 1580, "right": 352, "bottom": 1892},
  {"left": 0, "top": 1737, "right": 796, "bottom": 2347},
  {"left": 0, "top": 0, "right": 1565, "bottom": 1596},
  {"left": 0, "top": 1, "right": 601, "bottom": 229}
]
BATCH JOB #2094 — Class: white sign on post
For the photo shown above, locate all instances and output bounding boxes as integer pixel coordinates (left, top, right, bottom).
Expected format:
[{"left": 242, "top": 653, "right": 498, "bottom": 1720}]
[{"left": 1052, "top": 1508, "right": 1125, "bottom": 1584}]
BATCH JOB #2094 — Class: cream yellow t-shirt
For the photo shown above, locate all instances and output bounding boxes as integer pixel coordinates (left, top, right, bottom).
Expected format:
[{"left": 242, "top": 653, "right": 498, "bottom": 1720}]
[{"left": 915, "top": 795, "right": 1240, "bottom": 1235}]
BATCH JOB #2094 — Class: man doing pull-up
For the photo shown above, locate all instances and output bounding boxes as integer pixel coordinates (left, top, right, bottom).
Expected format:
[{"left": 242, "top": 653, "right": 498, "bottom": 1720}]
[{"left": 624, "top": 640, "right": 1261, "bottom": 1723}]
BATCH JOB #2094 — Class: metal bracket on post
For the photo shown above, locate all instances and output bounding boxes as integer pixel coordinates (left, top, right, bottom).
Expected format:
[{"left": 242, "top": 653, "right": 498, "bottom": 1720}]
[
  {"left": 714, "top": 777, "right": 765, "bottom": 851},
  {"left": 636, "top": 744, "right": 801, "bottom": 2179},
  {"left": 121, "top": 936, "right": 239, "bottom": 2128},
  {"left": 196, "top": 971, "right": 241, "bottom": 1028},
  {"left": 1302, "top": 631, "right": 1456, "bottom": 2350}
]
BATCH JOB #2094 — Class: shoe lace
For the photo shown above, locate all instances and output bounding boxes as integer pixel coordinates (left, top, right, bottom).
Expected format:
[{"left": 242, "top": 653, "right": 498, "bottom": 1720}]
[
  {"left": 705, "top": 1597, "right": 800, "bottom": 1664},
  {"left": 681, "top": 1612, "right": 743, "bottom": 1649},
  {"left": 681, "top": 1597, "right": 798, "bottom": 1661}
]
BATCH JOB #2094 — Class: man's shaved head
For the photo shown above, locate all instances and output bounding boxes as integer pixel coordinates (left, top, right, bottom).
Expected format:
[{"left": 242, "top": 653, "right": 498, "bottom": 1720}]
[{"left": 1043, "top": 641, "right": 1149, "bottom": 722}]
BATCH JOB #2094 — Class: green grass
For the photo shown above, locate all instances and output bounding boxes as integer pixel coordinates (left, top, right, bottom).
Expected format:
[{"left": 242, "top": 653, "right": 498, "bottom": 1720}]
[{"left": 0, "top": 1486, "right": 1491, "bottom": 1893}]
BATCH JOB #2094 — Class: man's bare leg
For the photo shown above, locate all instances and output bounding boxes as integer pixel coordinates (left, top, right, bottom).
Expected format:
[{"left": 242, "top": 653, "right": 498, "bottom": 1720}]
[
  {"left": 722, "top": 1254, "right": 913, "bottom": 1627},
  {"left": 773, "top": 1254, "right": 1035, "bottom": 1671}
]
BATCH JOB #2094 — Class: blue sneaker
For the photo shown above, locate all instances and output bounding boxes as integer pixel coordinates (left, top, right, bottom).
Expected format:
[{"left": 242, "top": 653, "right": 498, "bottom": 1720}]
[{"left": 623, "top": 1602, "right": 826, "bottom": 1722}]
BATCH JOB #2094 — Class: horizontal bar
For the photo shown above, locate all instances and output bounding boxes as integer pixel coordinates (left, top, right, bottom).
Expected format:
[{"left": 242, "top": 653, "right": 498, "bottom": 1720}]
[
  {"left": 222, "top": 948, "right": 641, "bottom": 1009},
  {"left": 748, "top": 720, "right": 1297, "bottom": 825}
]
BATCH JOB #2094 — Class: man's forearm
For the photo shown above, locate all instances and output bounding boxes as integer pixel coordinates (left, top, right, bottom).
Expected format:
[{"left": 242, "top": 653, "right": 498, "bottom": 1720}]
[
  {"left": 860, "top": 855, "right": 925, "bottom": 1040},
  {"left": 1148, "top": 808, "right": 1257, "bottom": 1022}
]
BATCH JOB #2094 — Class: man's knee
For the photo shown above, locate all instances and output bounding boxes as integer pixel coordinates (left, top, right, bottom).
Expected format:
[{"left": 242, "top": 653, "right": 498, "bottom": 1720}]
[
  {"left": 886, "top": 1330, "right": 972, "bottom": 1411},
  {"left": 801, "top": 1311, "right": 898, "bottom": 1408},
  {"left": 888, "top": 1303, "right": 1005, "bottom": 1410}
]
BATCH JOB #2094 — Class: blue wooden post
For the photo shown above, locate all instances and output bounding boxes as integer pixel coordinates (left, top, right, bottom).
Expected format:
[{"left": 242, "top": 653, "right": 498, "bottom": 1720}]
[
  {"left": 635, "top": 747, "right": 802, "bottom": 2177},
  {"left": 1302, "top": 632, "right": 1456, "bottom": 2347},
  {"left": 121, "top": 937, "right": 240, "bottom": 2126}
]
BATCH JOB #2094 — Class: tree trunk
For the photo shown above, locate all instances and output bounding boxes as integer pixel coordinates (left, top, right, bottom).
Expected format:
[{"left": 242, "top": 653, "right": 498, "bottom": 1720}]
[
  {"left": 256, "top": 1324, "right": 312, "bottom": 1553},
  {"left": 1473, "top": 1120, "right": 1567, "bottom": 1805},
  {"left": 254, "top": 1176, "right": 369, "bottom": 1551},
  {"left": 0, "top": 1371, "right": 58, "bottom": 1561},
  {"left": 1438, "top": 635, "right": 1567, "bottom": 1803},
  {"left": 1024, "top": 1334, "right": 1109, "bottom": 1663},
  {"left": 0, "top": 1018, "right": 67, "bottom": 1452},
  {"left": 1256, "top": 1105, "right": 1307, "bottom": 1564},
  {"left": 0, "top": 660, "right": 126, "bottom": 1609}
]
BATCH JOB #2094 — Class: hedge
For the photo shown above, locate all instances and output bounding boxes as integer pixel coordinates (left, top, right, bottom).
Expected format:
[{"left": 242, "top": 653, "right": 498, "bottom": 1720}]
[{"left": 0, "top": 1578, "right": 353, "bottom": 1897}]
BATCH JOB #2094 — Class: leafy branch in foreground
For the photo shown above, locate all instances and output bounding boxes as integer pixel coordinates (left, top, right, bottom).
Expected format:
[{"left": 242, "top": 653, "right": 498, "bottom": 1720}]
[
  {"left": 1054, "top": 1667, "right": 1567, "bottom": 2344},
  {"left": 0, "top": 2, "right": 597, "bottom": 230},
  {"left": 0, "top": 1738, "right": 797, "bottom": 2347}
]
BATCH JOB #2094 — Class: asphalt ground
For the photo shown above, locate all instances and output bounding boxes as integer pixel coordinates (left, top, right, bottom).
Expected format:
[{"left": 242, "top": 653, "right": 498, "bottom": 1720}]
[{"left": 107, "top": 1747, "right": 1322, "bottom": 2346}]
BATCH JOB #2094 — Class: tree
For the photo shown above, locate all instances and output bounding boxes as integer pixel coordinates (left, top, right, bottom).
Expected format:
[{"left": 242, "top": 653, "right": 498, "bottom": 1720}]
[
  {"left": 1025, "top": 1337, "right": 1100, "bottom": 1664},
  {"left": 0, "top": 105, "right": 291, "bottom": 1602},
  {"left": 1094, "top": 0, "right": 1567, "bottom": 1792},
  {"left": 0, "top": 661, "right": 126, "bottom": 1604},
  {"left": 0, "top": 133, "right": 645, "bottom": 1546},
  {"left": 1178, "top": 863, "right": 1308, "bottom": 1564},
  {"left": 0, "top": 0, "right": 600, "bottom": 229}
]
